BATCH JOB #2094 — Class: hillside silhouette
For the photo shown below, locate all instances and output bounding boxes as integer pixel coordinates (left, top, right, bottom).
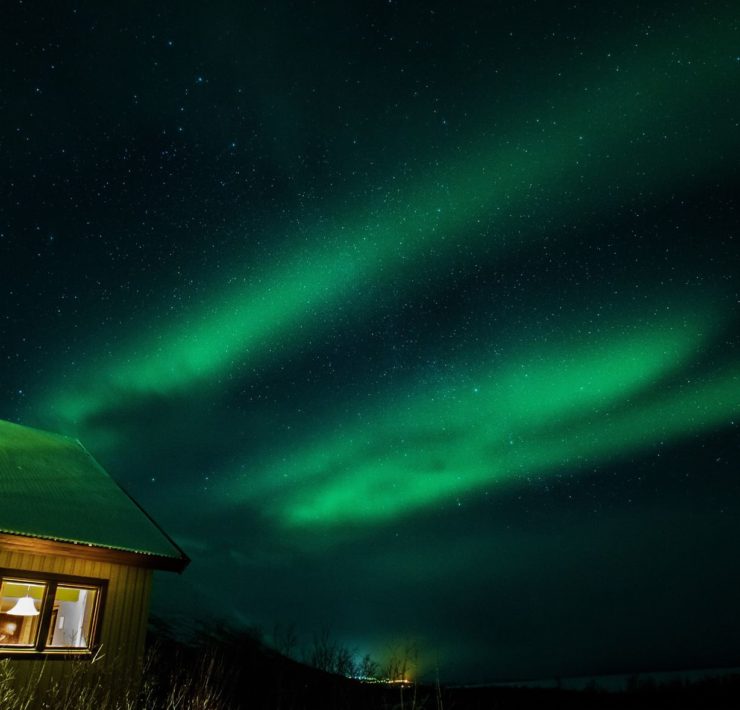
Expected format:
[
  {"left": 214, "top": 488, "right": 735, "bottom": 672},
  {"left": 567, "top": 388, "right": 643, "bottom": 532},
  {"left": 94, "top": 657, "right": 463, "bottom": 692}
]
[{"left": 144, "top": 620, "right": 740, "bottom": 710}]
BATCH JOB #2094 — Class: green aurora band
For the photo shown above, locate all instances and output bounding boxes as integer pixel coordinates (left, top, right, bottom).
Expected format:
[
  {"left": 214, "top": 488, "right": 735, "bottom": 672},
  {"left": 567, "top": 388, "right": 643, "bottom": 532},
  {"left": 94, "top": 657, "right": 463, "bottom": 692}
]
[
  {"left": 42, "top": 8, "right": 737, "bottom": 428},
  {"left": 222, "top": 306, "right": 739, "bottom": 528}
]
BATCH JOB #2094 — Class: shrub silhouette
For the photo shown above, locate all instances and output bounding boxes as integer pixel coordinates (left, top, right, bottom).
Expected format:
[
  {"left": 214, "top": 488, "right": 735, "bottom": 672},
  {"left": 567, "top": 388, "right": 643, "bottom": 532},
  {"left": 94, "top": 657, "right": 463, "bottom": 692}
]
[{"left": 1, "top": 620, "right": 738, "bottom": 709}]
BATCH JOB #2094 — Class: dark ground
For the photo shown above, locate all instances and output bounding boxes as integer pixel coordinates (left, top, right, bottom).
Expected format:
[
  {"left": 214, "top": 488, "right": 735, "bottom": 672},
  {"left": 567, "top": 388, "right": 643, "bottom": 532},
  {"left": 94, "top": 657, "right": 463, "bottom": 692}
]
[{"left": 147, "top": 623, "right": 740, "bottom": 710}]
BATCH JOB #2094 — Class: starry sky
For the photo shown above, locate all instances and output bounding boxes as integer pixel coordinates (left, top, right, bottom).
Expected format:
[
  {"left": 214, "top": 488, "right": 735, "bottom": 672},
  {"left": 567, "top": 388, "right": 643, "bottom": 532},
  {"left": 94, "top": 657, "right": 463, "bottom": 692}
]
[{"left": 1, "top": 0, "right": 739, "bottom": 683}]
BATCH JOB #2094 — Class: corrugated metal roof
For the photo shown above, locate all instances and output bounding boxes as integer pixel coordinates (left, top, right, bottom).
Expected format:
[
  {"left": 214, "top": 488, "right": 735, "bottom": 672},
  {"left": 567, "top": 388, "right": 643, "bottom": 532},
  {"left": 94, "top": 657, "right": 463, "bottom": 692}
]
[{"left": 0, "top": 418, "right": 186, "bottom": 564}]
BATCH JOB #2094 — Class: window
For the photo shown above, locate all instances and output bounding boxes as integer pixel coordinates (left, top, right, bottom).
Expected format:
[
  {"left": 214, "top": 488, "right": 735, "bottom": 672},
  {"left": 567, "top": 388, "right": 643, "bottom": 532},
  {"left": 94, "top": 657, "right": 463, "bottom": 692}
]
[
  {"left": 0, "top": 581, "right": 44, "bottom": 647},
  {"left": 0, "top": 571, "right": 104, "bottom": 655}
]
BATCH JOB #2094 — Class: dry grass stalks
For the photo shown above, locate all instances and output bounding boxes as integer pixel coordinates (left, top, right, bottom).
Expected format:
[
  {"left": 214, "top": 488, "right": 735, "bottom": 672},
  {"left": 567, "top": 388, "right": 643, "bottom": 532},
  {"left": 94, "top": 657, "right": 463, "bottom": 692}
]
[{"left": 0, "top": 643, "right": 229, "bottom": 710}]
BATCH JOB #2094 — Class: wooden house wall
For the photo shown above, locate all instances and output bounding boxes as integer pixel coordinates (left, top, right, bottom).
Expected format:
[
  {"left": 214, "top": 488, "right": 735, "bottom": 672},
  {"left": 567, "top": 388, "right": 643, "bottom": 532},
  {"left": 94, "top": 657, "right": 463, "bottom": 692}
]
[{"left": 0, "top": 544, "right": 153, "bottom": 695}]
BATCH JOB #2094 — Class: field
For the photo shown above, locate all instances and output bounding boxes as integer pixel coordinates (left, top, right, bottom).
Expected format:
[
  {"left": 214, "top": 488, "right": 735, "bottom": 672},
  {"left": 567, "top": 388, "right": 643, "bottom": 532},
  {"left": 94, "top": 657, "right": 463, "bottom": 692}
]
[{"left": 2, "top": 625, "right": 739, "bottom": 709}]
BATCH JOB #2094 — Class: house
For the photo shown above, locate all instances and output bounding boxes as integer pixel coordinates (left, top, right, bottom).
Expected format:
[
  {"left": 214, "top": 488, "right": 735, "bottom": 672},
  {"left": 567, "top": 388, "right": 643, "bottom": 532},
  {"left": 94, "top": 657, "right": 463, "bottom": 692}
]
[{"left": 0, "top": 417, "right": 188, "bottom": 685}]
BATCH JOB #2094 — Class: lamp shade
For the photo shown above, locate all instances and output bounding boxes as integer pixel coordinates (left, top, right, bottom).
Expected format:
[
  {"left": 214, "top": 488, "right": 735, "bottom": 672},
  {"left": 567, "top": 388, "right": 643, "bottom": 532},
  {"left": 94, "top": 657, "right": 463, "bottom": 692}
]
[{"left": 7, "top": 595, "right": 39, "bottom": 616}]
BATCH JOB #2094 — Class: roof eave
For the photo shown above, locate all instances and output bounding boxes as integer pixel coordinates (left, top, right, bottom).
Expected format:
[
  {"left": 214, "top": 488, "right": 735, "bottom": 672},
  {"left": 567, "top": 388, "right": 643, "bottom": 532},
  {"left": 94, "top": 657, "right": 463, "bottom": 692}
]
[{"left": 0, "top": 531, "right": 190, "bottom": 573}]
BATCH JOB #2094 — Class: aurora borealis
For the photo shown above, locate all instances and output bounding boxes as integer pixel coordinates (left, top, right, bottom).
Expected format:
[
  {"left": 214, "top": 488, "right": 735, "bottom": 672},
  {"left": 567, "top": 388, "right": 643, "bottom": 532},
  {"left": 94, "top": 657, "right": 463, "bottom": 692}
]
[{"left": 1, "top": 0, "right": 738, "bottom": 683}]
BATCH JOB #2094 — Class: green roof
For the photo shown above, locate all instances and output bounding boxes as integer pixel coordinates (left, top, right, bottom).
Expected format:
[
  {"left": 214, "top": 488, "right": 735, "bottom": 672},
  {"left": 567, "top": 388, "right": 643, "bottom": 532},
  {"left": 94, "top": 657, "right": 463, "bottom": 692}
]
[{"left": 0, "top": 418, "right": 187, "bottom": 567}]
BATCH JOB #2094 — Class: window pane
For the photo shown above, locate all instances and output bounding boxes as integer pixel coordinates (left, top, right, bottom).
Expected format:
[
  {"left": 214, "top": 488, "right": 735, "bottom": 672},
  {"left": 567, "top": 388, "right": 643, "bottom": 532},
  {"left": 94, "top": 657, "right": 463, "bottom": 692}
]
[
  {"left": 46, "top": 586, "right": 98, "bottom": 649},
  {"left": 0, "top": 580, "right": 46, "bottom": 647}
]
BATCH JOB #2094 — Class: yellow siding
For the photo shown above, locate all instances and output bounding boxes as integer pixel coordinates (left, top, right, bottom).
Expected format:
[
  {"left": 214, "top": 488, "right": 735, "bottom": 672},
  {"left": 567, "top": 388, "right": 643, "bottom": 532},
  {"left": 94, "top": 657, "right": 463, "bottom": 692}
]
[{"left": 0, "top": 544, "right": 153, "bottom": 698}]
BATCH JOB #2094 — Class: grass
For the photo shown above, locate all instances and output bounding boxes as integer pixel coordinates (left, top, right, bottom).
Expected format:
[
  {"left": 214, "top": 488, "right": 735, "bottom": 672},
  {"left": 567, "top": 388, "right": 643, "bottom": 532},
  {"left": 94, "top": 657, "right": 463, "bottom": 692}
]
[
  {"left": 0, "top": 643, "right": 227, "bottom": 710},
  {"left": 0, "top": 627, "right": 438, "bottom": 710},
  {"left": 1, "top": 626, "right": 739, "bottom": 710}
]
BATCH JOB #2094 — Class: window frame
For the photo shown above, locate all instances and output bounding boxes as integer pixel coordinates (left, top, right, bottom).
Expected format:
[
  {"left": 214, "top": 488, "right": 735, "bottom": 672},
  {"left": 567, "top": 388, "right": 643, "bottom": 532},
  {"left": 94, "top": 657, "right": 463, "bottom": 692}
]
[{"left": 0, "top": 568, "right": 107, "bottom": 659}]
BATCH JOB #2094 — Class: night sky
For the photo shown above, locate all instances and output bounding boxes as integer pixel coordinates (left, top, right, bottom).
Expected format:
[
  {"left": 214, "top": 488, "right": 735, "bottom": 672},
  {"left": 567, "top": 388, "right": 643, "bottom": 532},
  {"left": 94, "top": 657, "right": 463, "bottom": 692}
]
[{"left": 1, "top": 0, "right": 739, "bottom": 683}]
